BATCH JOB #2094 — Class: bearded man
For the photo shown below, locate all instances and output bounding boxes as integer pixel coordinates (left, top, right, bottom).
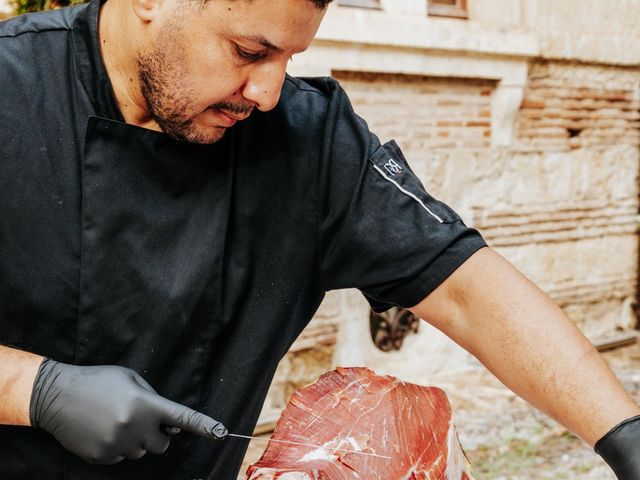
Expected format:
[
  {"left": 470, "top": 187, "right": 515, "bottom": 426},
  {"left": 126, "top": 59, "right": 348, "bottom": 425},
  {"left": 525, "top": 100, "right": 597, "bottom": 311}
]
[{"left": 0, "top": 0, "right": 638, "bottom": 478}]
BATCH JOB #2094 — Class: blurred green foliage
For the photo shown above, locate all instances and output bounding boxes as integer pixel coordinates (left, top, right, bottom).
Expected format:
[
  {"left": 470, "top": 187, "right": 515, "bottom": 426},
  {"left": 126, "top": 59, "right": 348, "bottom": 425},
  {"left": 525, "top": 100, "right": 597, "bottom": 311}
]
[{"left": 13, "top": 0, "right": 86, "bottom": 15}]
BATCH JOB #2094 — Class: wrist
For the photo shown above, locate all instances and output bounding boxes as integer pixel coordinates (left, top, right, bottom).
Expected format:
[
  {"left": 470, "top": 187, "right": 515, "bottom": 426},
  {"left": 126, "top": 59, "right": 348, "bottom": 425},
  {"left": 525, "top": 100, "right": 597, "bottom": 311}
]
[
  {"left": 0, "top": 345, "right": 44, "bottom": 426},
  {"left": 29, "top": 357, "right": 57, "bottom": 428},
  {"left": 595, "top": 415, "right": 640, "bottom": 479}
]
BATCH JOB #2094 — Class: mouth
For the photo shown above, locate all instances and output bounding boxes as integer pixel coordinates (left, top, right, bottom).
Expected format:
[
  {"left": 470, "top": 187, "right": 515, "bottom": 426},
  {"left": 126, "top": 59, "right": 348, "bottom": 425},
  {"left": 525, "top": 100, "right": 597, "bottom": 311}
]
[
  {"left": 214, "top": 109, "right": 251, "bottom": 127},
  {"left": 222, "top": 110, "right": 251, "bottom": 121}
]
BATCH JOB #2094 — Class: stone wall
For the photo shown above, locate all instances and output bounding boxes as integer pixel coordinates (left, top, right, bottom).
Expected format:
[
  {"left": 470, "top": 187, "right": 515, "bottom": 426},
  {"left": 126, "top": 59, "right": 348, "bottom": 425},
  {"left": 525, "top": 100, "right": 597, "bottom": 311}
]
[
  {"left": 261, "top": 0, "right": 640, "bottom": 418},
  {"left": 503, "top": 61, "right": 639, "bottom": 337},
  {"left": 516, "top": 62, "right": 640, "bottom": 151}
]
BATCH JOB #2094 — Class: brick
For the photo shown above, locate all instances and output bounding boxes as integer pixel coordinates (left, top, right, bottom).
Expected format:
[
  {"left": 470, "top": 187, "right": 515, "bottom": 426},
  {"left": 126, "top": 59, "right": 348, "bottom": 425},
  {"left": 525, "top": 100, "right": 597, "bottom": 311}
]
[
  {"left": 518, "top": 127, "right": 569, "bottom": 139},
  {"left": 430, "top": 142, "right": 457, "bottom": 149},
  {"left": 466, "top": 121, "right": 491, "bottom": 128},
  {"left": 436, "top": 99, "right": 463, "bottom": 106},
  {"left": 437, "top": 121, "right": 464, "bottom": 127},
  {"left": 521, "top": 99, "right": 546, "bottom": 109},
  {"left": 522, "top": 111, "right": 544, "bottom": 120},
  {"left": 460, "top": 139, "right": 491, "bottom": 149}
]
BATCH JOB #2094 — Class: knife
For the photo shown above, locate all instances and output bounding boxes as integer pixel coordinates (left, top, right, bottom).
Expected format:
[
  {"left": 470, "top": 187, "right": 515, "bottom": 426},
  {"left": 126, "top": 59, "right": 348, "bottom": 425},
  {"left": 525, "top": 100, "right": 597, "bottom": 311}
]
[
  {"left": 227, "top": 433, "right": 391, "bottom": 459},
  {"left": 164, "top": 426, "right": 391, "bottom": 460}
]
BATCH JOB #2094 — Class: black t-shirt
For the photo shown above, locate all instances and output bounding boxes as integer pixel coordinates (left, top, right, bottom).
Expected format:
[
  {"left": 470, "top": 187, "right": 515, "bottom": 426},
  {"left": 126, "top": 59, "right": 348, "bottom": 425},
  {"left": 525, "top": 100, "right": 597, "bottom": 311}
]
[{"left": 0, "top": 1, "right": 486, "bottom": 479}]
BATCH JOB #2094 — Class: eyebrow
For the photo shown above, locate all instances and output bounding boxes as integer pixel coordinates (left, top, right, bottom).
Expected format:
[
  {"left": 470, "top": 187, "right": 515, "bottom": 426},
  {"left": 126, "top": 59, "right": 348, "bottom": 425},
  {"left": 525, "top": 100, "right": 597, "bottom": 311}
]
[{"left": 237, "top": 34, "right": 285, "bottom": 54}]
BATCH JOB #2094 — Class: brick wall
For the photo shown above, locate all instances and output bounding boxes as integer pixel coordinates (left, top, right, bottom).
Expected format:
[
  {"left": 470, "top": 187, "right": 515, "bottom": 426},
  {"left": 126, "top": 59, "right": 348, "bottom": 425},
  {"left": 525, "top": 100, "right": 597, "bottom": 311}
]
[
  {"left": 334, "top": 71, "right": 495, "bottom": 153},
  {"left": 516, "top": 62, "right": 640, "bottom": 151},
  {"left": 328, "top": 63, "right": 640, "bottom": 343}
]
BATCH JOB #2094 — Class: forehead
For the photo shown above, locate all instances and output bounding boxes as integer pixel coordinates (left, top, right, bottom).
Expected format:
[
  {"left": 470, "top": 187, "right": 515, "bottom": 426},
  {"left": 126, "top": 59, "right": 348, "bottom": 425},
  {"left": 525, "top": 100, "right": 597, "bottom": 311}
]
[{"left": 184, "top": 0, "right": 326, "bottom": 53}]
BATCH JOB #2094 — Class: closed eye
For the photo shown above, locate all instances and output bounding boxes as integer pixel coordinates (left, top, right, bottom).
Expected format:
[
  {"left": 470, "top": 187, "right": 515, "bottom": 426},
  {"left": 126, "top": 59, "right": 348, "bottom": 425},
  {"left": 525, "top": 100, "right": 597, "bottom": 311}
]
[{"left": 235, "top": 44, "right": 267, "bottom": 62}]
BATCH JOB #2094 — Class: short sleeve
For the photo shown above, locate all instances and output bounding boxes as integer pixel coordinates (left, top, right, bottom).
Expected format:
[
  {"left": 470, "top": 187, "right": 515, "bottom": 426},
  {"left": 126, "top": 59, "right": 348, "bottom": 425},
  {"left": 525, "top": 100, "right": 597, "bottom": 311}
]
[{"left": 317, "top": 83, "right": 486, "bottom": 312}]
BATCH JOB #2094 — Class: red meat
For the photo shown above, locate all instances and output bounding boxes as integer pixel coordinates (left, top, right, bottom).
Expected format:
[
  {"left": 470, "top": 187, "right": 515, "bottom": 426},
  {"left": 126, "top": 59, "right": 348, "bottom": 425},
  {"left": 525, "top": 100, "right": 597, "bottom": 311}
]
[{"left": 246, "top": 367, "right": 474, "bottom": 480}]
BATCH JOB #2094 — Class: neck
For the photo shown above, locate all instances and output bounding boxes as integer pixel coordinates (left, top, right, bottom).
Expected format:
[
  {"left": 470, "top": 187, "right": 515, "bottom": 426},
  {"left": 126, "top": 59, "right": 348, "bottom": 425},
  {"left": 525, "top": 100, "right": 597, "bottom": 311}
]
[{"left": 98, "top": 0, "right": 161, "bottom": 130}]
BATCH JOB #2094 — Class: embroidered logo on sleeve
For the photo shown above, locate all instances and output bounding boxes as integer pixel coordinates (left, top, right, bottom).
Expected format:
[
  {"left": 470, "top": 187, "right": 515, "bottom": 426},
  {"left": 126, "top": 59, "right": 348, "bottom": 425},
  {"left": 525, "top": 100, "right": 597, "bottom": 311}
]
[
  {"left": 383, "top": 159, "right": 403, "bottom": 176},
  {"left": 371, "top": 155, "right": 445, "bottom": 224}
]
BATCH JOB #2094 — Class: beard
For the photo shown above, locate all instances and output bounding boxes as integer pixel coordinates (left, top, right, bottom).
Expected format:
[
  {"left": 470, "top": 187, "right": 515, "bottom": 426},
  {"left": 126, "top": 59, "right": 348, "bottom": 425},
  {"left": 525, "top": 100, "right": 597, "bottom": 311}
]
[{"left": 136, "top": 20, "right": 252, "bottom": 144}]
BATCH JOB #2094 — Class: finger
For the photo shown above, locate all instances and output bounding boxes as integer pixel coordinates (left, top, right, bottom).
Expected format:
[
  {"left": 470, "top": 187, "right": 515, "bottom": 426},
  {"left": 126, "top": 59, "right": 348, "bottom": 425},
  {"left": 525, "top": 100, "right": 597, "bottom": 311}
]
[
  {"left": 167, "top": 405, "right": 227, "bottom": 439},
  {"left": 153, "top": 397, "right": 227, "bottom": 439}
]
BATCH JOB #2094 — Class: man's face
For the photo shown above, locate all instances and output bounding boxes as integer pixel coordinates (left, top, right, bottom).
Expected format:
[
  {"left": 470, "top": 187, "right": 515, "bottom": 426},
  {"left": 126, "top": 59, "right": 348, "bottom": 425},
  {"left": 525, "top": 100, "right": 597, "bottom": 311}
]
[{"left": 137, "top": 0, "right": 325, "bottom": 144}]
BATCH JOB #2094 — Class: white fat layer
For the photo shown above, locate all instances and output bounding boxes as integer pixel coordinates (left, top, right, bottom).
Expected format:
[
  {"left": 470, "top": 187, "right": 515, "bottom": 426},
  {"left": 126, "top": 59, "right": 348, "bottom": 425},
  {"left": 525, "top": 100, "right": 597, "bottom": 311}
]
[
  {"left": 300, "top": 447, "right": 337, "bottom": 462},
  {"left": 299, "top": 436, "right": 363, "bottom": 463},
  {"left": 278, "top": 473, "right": 314, "bottom": 480},
  {"left": 445, "top": 419, "right": 476, "bottom": 480},
  {"left": 347, "top": 437, "right": 363, "bottom": 451},
  {"left": 248, "top": 468, "right": 315, "bottom": 480}
]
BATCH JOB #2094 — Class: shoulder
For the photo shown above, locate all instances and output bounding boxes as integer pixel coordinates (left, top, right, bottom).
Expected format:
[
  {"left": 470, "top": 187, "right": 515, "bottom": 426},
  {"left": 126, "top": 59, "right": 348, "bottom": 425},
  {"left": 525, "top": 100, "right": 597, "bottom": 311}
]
[
  {"left": 245, "top": 75, "right": 351, "bottom": 149},
  {"left": 0, "top": 6, "right": 84, "bottom": 89},
  {"left": 279, "top": 75, "right": 349, "bottom": 116},
  {"left": 270, "top": 75, "right": 372, "bottom": 144},
  {"left": 0, "top": 5, "right": 81, "bottom": 39},
  {"left": 283, "top": 75, "right": 342, "bottom": 99},
  {"left": 0, "top": 5, "right": 83, "bottom": 75},
  {"left": 0, "top": 6, "right": 88, "bottom": 150}
]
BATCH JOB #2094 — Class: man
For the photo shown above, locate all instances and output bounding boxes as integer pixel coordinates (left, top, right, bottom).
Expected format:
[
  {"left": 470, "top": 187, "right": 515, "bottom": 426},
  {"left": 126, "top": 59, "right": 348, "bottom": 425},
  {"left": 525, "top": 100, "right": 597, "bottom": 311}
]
[{"left": 0, "top": 0, "right": 638, "bottom": 478}]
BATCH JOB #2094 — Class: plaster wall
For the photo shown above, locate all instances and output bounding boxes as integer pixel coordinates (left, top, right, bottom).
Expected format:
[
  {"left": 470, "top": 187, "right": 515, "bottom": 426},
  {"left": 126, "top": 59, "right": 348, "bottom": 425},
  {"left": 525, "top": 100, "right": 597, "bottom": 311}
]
[
  {"left": 325, "top": 65, "right": 639, "bottom": 384},
  {"left": 520, "top": 0, "right": 640, "bottom": 65}
]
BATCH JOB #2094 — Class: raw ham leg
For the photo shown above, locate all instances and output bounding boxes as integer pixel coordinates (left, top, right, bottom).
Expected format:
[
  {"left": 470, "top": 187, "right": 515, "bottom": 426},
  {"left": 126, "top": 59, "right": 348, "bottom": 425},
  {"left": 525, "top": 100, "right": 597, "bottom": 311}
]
[{"left": 246, "top": 367, "right": 474, "bottom": 480}]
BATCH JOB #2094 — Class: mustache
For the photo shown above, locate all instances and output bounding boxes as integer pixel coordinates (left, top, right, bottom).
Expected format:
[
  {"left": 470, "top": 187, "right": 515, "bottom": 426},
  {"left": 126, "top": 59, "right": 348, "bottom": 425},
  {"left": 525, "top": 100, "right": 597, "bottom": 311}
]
[{"left": 210, "top": 101, "right": 254, "bottom": 116}]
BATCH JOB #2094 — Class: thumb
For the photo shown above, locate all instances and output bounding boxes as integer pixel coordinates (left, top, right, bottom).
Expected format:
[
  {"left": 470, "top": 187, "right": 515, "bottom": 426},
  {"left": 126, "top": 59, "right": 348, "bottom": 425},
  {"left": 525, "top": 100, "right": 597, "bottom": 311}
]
[{"left": 154, "top": 397, "right": 228, "bottom": 440}]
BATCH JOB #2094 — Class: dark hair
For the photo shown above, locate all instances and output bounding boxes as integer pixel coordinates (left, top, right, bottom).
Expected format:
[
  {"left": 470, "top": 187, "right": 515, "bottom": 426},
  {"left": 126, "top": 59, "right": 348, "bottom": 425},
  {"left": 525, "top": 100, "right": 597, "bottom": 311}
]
[
  {"left": 217, "top": 0, "right": 334, "bottom": 10},
  {"left": 310, "top": 0, "right": 333, "bottom": 8}
]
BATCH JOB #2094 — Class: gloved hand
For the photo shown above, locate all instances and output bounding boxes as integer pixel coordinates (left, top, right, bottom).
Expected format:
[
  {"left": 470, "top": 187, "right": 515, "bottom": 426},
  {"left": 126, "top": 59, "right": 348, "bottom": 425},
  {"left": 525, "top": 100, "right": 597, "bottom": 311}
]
[
  {"left": 595, "top": 415, "right": 640, "bottom": 479},
  {"left": 30, "top": 358, "right": 227, "bottom": 465}
]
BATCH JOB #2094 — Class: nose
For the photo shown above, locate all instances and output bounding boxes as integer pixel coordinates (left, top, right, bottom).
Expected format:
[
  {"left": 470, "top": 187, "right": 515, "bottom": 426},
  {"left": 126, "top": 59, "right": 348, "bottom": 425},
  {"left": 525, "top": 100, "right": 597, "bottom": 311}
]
[{"left": 242, "top": 61, "right": 287, "bottom": 112}]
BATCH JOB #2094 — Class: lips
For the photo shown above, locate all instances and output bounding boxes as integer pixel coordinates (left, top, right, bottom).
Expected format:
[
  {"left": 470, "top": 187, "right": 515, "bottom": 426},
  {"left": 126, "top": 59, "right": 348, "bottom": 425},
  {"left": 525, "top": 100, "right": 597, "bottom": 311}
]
[
  {"left": 221, "top": 110, "right": 250, "bottom": 122},
  {"left": 215, "top": 109, "right": 251, "bottom": 128}
]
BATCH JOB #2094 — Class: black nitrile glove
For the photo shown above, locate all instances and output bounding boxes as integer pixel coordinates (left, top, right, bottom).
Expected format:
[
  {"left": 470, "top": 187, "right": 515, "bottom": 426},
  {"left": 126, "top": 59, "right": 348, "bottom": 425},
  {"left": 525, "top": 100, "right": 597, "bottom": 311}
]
[
  {"left": 30, "top": 358, "right": 227, "bottom": 465},
  {"left": 595, "top": 415, "right": 640, "bottom": 479}
]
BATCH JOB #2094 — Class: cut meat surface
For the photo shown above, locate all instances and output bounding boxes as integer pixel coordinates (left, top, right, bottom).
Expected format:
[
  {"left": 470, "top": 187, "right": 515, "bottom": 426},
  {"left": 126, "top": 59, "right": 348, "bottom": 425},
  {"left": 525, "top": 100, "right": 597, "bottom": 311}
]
[{"left": 246, "top": 367, "right": 474, "bottom": 480}]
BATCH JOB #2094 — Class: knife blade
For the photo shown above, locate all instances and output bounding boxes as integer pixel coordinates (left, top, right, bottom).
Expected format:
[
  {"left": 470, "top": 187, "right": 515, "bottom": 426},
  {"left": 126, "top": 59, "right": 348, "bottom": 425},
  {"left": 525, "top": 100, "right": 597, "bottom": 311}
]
[{"left": 227, "top": 433, "right": 391, "bottom": 459}]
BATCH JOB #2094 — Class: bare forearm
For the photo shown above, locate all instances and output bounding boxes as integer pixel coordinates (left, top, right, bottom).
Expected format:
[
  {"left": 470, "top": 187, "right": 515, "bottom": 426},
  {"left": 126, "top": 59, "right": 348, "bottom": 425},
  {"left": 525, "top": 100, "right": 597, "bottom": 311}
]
[
  {"left": 0, "top": 344, "right": 43, "bottom": 426},
  {"left": 412, "top": 247, "right": 639, "bottom": 446}
]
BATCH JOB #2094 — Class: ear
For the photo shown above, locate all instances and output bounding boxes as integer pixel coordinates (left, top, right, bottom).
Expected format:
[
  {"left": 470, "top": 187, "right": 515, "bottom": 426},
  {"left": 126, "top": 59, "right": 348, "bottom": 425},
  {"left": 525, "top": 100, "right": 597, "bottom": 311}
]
[{"left": 131, "top": 0, "right": 163, "bottom": 23}]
